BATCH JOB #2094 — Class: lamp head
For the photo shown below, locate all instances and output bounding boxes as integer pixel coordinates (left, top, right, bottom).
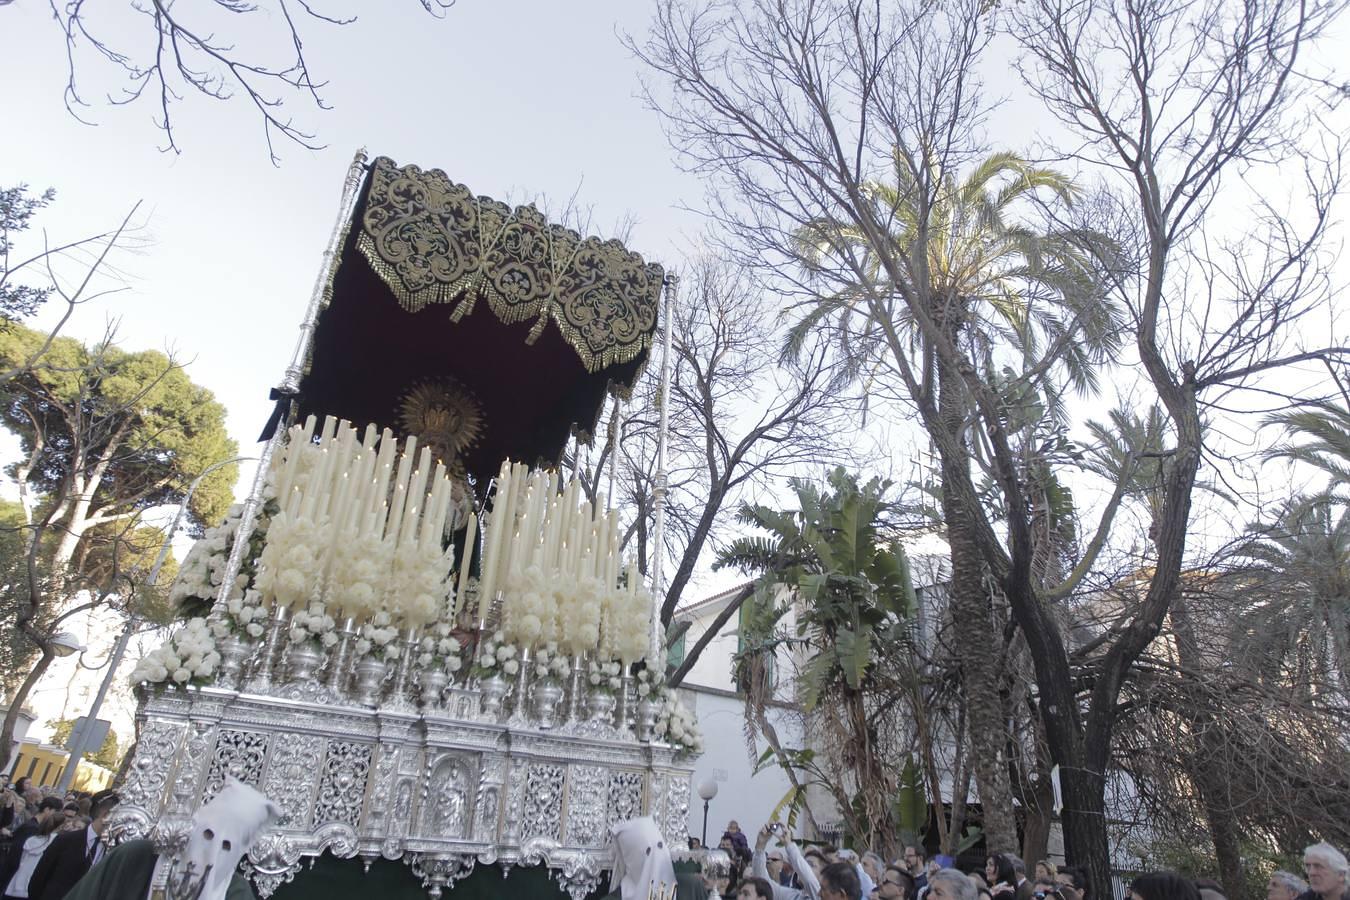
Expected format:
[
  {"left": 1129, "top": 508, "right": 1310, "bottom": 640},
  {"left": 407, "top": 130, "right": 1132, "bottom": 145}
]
[
  {"left": 696, "top": 779, "right": 718, "bottom": 802},
  {"left": 49, "top": 632, "right": 84, "bottom": 658}
]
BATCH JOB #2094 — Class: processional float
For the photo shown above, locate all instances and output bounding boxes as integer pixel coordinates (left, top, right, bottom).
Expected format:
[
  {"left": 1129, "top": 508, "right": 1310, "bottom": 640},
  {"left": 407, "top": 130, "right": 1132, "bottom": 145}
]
[{"left": 110, "top": 151, "right": 716, "bottom": 900}]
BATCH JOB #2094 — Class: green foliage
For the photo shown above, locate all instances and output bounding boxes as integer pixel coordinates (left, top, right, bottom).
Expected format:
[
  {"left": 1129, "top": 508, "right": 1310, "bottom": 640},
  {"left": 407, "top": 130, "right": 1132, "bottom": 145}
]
[
  {"left": 895, "top": 755, "right": 927, "bottom": 845},
  {"left": 0, "top": 186, "right": 56, "bottom": 323},
  {"left": 0, "top": 323, "right": 238, "bottom": 534},
  {"left": 46, "top": 717, "right": 122, "bottom": 771},
  {"left": 0, "top": 498, "right": 52, "bottom": 694},
  {"left": 721, "top": 468, "right": 920, "bottom": 850},
  {"left": 717, "top": 467, "right": 917, "bottom": 705}
]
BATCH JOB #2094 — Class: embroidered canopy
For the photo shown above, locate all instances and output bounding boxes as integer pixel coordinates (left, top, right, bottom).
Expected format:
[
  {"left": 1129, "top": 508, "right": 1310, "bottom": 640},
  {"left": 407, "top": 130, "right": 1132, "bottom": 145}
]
[{"left": 299, "top": 156, "right": 663, "bottom": 485}]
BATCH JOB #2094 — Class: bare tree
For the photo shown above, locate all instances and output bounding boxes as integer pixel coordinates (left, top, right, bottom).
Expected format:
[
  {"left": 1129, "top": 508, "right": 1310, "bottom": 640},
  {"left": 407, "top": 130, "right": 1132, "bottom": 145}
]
[
  {"left": 634, "top": 0, "right": 1346, "bottom": 884},
  {"left": 568, "top": 257, "right": 859, "bottom": 677},
  {"left": 39, "top": 0, "right": 453, "bottom": 163}
]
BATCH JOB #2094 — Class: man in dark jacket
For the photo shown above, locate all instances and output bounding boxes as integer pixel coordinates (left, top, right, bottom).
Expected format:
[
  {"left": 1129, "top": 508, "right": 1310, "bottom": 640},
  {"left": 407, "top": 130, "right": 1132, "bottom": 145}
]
[
  {"left": 27, "top": 791, "right": 118, "bottom": 900},
  {"left": 0, "top": 796, "right": 62, "bottom": 891}
]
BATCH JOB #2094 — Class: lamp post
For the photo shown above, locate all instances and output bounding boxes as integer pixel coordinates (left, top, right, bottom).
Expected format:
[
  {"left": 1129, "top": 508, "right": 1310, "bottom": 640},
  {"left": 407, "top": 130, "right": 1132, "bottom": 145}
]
[
  {"left": 697, "top": 778, "right": 718, "bottom": 847},
  {"left": 56, "top": 455, "right": 256, "bottom": 792}
]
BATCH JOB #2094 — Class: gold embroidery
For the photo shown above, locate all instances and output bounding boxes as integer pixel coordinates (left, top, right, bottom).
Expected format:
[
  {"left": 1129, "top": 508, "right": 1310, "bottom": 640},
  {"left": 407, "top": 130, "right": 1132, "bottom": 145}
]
[{"left": 355, "top": 158, "right": 662, "bottom": 373}]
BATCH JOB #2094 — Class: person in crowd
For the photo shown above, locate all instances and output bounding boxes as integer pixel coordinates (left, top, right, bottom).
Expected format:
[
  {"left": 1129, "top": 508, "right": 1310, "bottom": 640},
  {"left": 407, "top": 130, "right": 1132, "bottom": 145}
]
[
  {"left": 1, "top": 812, "right": 63, "bottom": 900},
  {"left": 725, "top": 822, "right": 751, "bottom": 859},
  {"left": 863, "top": 854, "right": 886, "bottom": 888},
  {"left": 765, "top": 850, "right": 786, "bottom": 885},
  {"left": 929, "top": 869, "right": 978, "bottom": 900},
  {"left": 837, "top": 849, "right": 876, "bottom": 897},
  {"left": 0, "top": 790, "right": 25, "bottom": 839},
  {"left": 1036, "top": 864, "right": 1058, "bottom": 883},
  {"left": 1269, "top": 871, "right": 1308, "bottom": 900},
  {"left": 1194, "top": 878, "right": 1226, "bottom": 900},
  {"left": 752, "top": 824, "right": 821, "bottom": 900},
  {"left": 904, "top": 848, "right": 929, "bottom": 894},
  {"left": 739, "top": 878, "right": 779, "bottom": 900},
  {"left": 875, "top": 866, "right": 916, "bottom": 900},
  {"left": 986, "top": 855, "right": 1019, "bottom": 897},
  {"left": 0, "top": 800, "right": 62, "bottom": 894},
  {"left": 1009, "top": 857, "right": 1032, "bottom": 900},
  {"left": 690, "top": 837, "right": 703, "bottom": 850},
  {"left": 1128, "top": 873, "right": 1201, "bottom": 900},
  {"left": 821, "top": 862, "right": 863, "bottom": 900},
  {"left": 1055, "top": 866, "right": 1089, "bottom": 900},
  {"left": 28, "top": 790, "right": 119, "bottom": 900},
  {"left": 1302, "top": 843, "right": 1350, "bottom": 900}
]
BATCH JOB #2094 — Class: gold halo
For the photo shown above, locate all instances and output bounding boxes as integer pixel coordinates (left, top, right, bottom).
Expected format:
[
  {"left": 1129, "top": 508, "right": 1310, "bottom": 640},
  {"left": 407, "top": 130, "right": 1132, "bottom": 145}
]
[{"left": 397, "top": 378, "right": 485, "bottom": 469}]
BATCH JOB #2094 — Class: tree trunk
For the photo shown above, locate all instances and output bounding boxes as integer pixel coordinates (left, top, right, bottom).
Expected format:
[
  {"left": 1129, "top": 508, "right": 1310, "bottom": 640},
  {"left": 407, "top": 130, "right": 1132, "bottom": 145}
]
[
  {"left": 1170, "top": 597, "right": 1247, "bottom": 900},
  {"left": 938, "top": 356, "right": 1020, "bottom": 855},
  {"left": 1059, "top": 767, "right": 1114, "bottom": 899},
  {"left": 0, "top": 649, "right": 56, "bottom": 771}
]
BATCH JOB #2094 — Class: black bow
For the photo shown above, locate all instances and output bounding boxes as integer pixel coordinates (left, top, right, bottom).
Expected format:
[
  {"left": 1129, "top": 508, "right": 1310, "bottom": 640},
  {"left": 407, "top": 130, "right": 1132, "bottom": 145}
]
[{"left": 258, "top": 387, "right": 303, "bottom": 442}]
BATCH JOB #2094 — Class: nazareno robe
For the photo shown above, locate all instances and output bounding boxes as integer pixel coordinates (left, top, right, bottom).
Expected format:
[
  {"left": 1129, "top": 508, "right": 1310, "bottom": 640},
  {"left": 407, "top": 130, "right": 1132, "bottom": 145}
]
[{"left": 63, "top": 839, "right": 256, "bottom": 900}]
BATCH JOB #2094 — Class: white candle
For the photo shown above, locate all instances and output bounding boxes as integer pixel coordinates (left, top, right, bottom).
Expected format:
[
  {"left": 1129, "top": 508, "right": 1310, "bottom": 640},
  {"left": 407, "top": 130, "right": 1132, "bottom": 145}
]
[{"left": 453, "top": 510, "right": 477, "bottom": 616}]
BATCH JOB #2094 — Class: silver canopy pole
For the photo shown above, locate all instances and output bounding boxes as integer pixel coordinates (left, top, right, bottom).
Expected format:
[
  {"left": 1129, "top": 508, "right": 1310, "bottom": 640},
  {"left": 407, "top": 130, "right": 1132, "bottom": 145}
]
[{"left": 648, "top": 272, "right": 677, "bottom": 668}]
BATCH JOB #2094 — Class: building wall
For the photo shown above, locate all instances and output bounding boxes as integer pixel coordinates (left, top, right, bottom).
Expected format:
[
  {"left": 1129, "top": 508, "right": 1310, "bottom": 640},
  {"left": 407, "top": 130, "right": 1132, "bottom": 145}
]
[{"left": 680, "top": 686, "right": 803, "bottom": 843}]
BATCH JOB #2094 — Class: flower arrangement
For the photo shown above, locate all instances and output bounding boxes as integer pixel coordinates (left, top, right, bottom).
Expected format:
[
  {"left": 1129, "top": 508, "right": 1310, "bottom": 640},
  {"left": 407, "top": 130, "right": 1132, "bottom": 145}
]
[
  {"left": 169, "top": 498, "right": 276, "bottom": 619},
  {"left": 532, "top": 642, "right": 571, "bottom": 681},
  {"left": 472, "top": 631, "right": 518, "bottom": 679},
  {"left": 653, "top": 688, "right": 703, "bottom": 756},
  {"left": 254, "top": 511, "right": 327, "bottom": 611},
  {"left": 355, "top": 611, "right": 403, "bottom": 661},
  {"left": 129, "top": 619, "right": 221, "bottom": 687},
  {"left": 224, "top": 590, "right": 270, "bottom": 639},
  {"left": 588, "top": 659, "right": 624, "bottom": 695},
  {"left": 415, "top": 620, "right": 464, "bottom": 675},
  {"left": 288, "top": 601, "right": 339, "bottom": 650}
]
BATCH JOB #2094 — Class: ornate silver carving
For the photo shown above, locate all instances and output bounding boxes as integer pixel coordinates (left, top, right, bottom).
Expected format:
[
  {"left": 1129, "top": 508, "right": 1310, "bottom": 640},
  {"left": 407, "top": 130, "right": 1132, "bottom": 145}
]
[
  {"left": 244, "top": 831, "right": 304, "bottom": 898},
  {"left": 422, "top": 755, "right": 472, "bottom": 839},
  {"left": 204, "top": 729, "right": 270, "bottom": 800},
  {"left": 312, "top": 740, "right": 373, "bottom": 828},
  {"left": 521, "top": 763, "right": 566, "bottom": 842},
  {"left": 407, "top": 852, "right": 477, "bottom": 900},
  {"left": 565, "top": 766, "right": 608, "bottom": 848},
  {"left": 122, "top": 682, "right": 695, "bottom": 899},
  {"left": 552, "top": 849, "right": 604, "bottom": 900},
  {"left": 262, "top": 732, "right": 324, "bottom": 825},
  {"left": 119, "top": 719, "right": 185, "bottom": 812},
  {"left": 608, "top": 770, "right": 644, "bottom": 830}
]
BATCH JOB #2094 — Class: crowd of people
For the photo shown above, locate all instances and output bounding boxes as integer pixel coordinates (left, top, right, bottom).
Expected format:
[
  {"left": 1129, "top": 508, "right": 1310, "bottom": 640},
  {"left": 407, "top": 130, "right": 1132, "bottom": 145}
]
[
  {"left": 0, "top": 777, "right": 119, "bottom": 900},
  {"left": 697, "top": 821, "right": 1350, "bottom": 900}
]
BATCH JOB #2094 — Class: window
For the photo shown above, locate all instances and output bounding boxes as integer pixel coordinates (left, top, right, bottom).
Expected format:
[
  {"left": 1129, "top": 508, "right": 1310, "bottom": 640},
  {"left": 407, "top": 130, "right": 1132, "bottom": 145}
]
[{"left": 667, "top": 628, "right": 687, "bottom": 670}]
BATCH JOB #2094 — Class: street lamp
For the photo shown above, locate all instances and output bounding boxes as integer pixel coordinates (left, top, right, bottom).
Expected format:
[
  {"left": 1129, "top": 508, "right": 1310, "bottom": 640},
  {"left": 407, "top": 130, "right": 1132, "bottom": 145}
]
[
  {"left": 56, "top": 455, "right": 257, "bottom": 792},
  {"left": 49, "top": 632, "right": 85, "bottom": 658},
  {"left": 697, "top": 778, "right": 718, "bottom": 847}
]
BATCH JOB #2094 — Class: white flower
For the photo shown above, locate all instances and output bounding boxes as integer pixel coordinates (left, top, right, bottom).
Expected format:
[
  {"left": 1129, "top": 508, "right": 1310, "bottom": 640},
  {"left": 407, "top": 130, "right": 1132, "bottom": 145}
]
[
  {"left": 419, "top": 653, "right": 434, "bottom": 667},
  {"left": 638, "top": 684, "right": 650, "bottom": 697},
  {"left": 322, "top": 632, "right": 339, "bottom": 648},
  {"left": 503, "top": 659, "right": 519, "bottom": 675},
  {"left": 608, "top": 677, "right": 622, "bottom": 690},
  {"left": 355, "top": 638, "right": 372, "bottom": 656},
  {"left": 446, "top": 657, "right": 462, "bottom": 672},
  {"left": 247, "top": 623, "right": 265, "bottom": 638},
  {"left": 172, "top": 668, "right": 191, "bottom": 684}
]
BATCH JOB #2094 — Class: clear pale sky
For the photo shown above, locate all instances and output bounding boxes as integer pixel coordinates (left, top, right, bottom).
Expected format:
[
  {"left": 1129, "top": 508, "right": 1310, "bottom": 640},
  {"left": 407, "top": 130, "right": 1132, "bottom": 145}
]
[{"left": 1, "top": 1, "right": 706, "bottom": 466}]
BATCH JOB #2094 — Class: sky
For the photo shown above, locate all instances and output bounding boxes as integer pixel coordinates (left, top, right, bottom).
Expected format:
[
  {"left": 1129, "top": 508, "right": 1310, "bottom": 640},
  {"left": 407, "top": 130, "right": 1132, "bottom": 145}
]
[
  {"left": 1, "top": 0, "right": 706, "bottom": 473},
  {"left": 0, "top": 0, "right": 716, "bottom": 743}
]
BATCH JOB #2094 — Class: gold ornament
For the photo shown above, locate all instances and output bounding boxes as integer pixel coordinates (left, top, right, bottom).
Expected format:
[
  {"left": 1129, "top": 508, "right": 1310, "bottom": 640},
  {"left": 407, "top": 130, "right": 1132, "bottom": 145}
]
[{"left": 397, "top": 378, "right": 485, "bottom": 472}]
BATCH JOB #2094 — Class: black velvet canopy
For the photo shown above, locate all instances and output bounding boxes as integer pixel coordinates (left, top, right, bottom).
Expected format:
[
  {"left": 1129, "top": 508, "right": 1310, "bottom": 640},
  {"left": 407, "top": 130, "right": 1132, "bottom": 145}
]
[{"left": 297, "top": 157, "right": 663, "bottom": 485}]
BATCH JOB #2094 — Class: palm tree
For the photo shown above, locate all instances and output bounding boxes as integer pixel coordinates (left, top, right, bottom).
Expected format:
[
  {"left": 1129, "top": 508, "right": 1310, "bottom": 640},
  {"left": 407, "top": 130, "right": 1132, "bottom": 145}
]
[
  {"left": 1237, "top": 496, "right": 1350, "bottom": 700},
  {"left": 787, "top": 151, "right": 1122, "bottom": 853},
  {"left": 716, "top": 467, "right": 918, "bottom": 855}
]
